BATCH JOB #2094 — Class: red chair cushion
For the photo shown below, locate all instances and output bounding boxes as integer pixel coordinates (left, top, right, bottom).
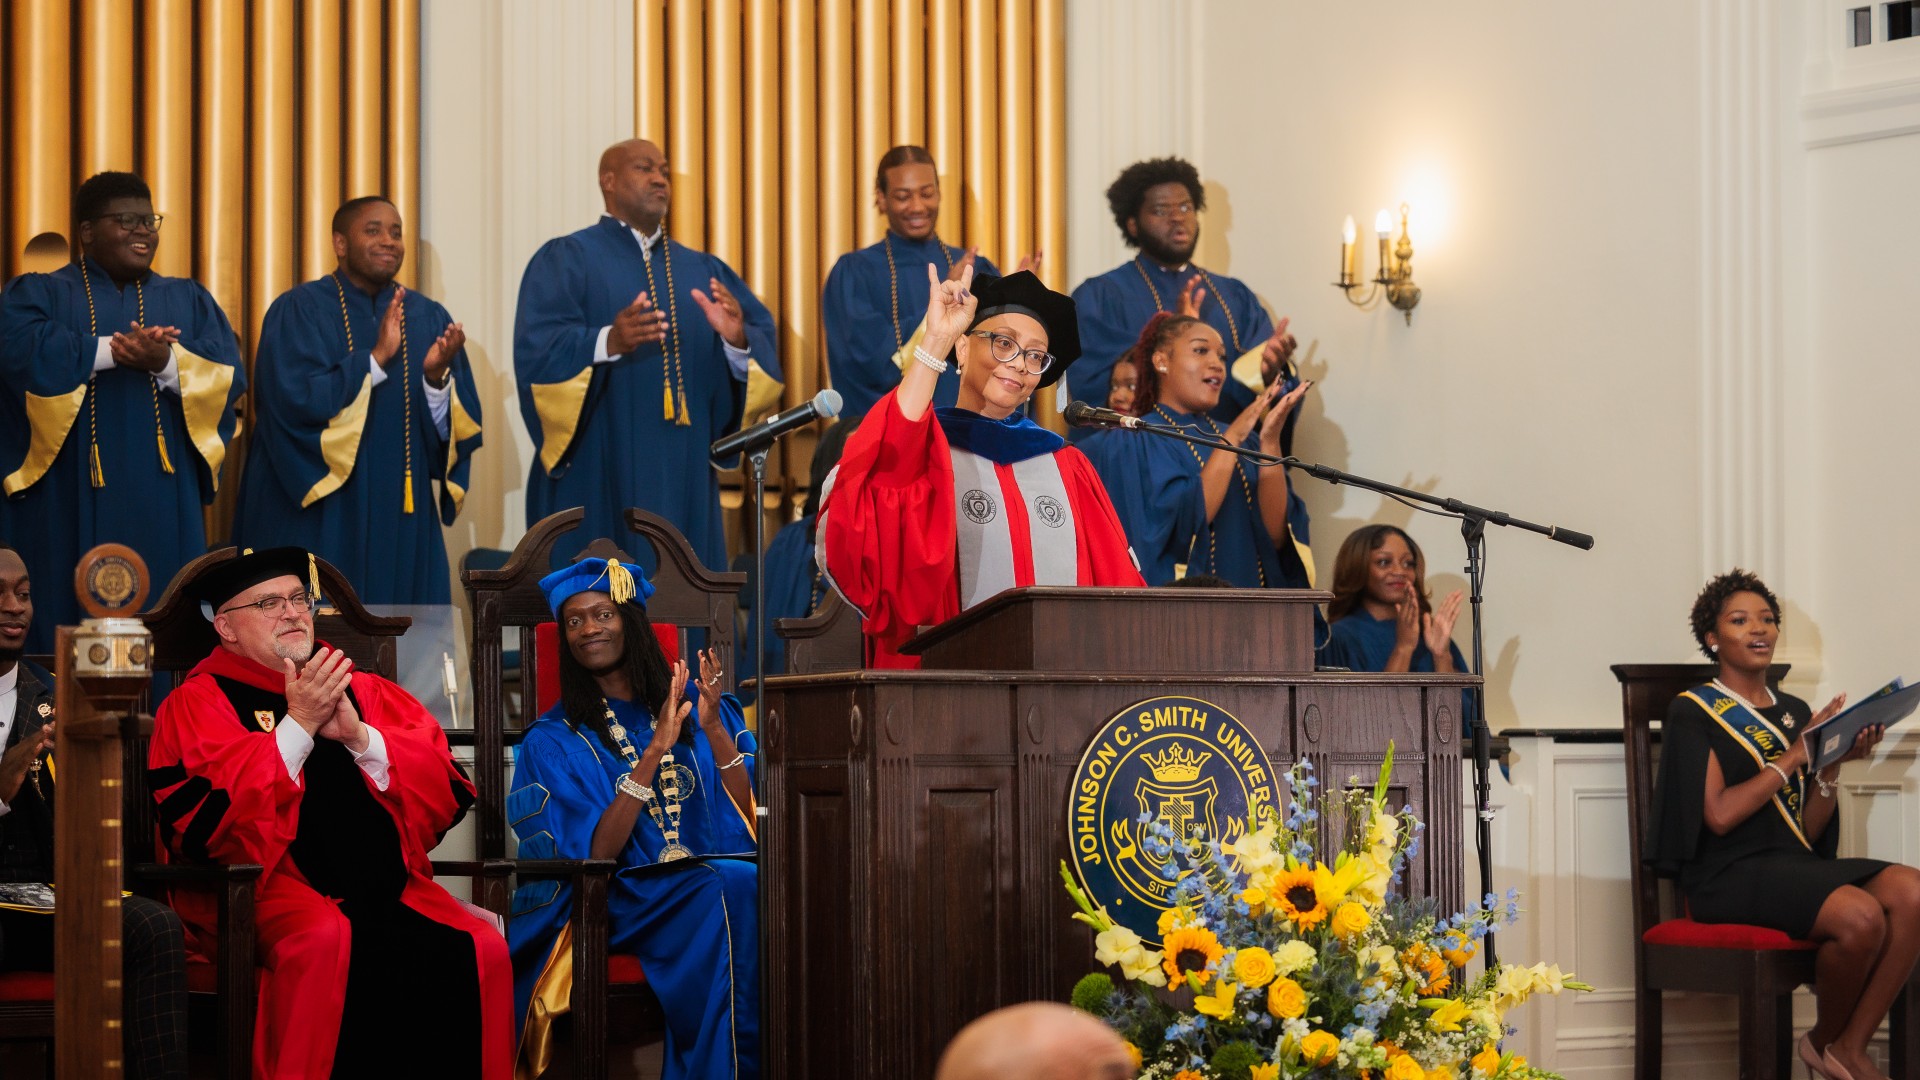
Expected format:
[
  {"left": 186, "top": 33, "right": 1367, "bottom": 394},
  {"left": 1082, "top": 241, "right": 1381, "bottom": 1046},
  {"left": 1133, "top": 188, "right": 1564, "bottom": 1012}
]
[
  {"left": 186, "top": 959, "right": 216, "bottom": 994},
  {"left": 1643, "top": 917, "right": 1816, "bottom": 951},
  {"left": 609, "top": 954, "right": 646, "bottom": 985},
  {"left": 532, "top": 622, "right": 679, "bottom": 717},
  {"left": 0, "top": 970, "right": 53, "bottom": 1001}
]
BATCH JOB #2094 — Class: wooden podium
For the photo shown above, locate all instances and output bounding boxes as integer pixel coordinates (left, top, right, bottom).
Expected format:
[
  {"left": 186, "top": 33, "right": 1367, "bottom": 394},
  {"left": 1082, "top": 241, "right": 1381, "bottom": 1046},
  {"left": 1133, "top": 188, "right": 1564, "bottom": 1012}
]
[{"left": 760, "top": 588, "right": 1477, "bottom": 1079}]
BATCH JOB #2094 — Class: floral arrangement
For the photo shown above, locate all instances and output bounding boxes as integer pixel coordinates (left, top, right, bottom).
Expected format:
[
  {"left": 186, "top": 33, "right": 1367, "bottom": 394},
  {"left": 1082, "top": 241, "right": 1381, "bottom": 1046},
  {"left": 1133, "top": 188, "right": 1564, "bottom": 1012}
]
[{"left": 1061, "top": 746, "right": 1589, "bottom": 1080}]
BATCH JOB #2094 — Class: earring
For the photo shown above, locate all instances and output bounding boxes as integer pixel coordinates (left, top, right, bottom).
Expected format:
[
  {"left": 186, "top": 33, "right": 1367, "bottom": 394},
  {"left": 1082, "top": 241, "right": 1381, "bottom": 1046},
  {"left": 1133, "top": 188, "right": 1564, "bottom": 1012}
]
[{"left": 1710, "top": 644, "right": 1719, "bottom": 653}]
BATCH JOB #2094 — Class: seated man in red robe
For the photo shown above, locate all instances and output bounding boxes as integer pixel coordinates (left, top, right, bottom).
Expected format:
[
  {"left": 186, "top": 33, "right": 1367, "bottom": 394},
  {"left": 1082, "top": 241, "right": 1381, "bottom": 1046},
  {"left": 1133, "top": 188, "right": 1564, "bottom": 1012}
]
[{"left": 147, "top": 547, "right": 510, "bottom": 1079}]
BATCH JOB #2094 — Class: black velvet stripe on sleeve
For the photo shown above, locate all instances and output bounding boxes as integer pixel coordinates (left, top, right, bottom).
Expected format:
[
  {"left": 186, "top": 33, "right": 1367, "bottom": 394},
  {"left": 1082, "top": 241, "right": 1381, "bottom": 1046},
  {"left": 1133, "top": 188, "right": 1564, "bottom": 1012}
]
[
  {"left": 154, "top": 775, "right": 213, "bottom": 828},
  {"left": 179, "top": 790, "right": 232, "bottom": 863},
  {"left": 145, "top": 763, "right": 188, "bottom": 790}
]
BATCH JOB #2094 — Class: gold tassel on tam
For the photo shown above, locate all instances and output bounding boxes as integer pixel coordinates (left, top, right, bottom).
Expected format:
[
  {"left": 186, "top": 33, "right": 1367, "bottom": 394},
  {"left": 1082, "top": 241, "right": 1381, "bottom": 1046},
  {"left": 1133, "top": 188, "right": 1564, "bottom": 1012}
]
[
  {"left": 307, "top": 553, "right": 322, "bottom": 600},
  {"left": 89, "top": 444, "right": 105, "bottom": 488},
  {"left": 156, "top": 433, "right": 175, "bottom": 474},
  {"left": 605, "top": 561, "right": 636, "bottom": 606},
  {"left": 403, "top": 470, "right": 415, "bottom": 514}
]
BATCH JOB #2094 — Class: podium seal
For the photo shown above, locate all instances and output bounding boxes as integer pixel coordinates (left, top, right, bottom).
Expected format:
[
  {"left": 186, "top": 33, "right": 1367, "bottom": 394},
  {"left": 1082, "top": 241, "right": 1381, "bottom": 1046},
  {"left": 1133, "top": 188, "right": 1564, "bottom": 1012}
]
[
  {"left": 1068, "top": 695, "right": 1278, "bottom": 946},
  {"left": 70, "top": 544, "right": 152, "bottom": 675}
]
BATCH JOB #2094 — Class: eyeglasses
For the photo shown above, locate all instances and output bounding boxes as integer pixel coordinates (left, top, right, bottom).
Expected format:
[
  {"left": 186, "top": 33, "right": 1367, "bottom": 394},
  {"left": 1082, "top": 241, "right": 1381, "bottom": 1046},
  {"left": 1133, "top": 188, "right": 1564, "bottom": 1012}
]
[
  {"left": 1142, "top": 201, "right": 1195, "bottom": 219},
  {"left": 968, "top": 330, "right": 1055, "bottom": 376},
  {"left": 94, "top": 212, "right": 164, "bottom": 232},
  {"left": 218, "top": 591, "right": 314, "bottom": 617}
]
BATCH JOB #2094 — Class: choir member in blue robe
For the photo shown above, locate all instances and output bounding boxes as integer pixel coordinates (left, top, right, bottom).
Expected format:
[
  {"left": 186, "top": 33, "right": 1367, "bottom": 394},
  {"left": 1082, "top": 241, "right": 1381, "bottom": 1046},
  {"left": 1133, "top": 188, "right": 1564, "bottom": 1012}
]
[
  {"left": 0, "top": 172, "right": 244, "bottom": 651},
  {"left": 1068, "top": 157, "right": 1300, "bottom": 441},
  {"left": 1083, "top": 313, "right": 1312, "bottom": 592},
  {"left": 736, "top": 419, "right": 854, "bottom": 701},
  {"left": 234, "top": 197, "right": 483, "bottom": 604},
  {"left": 822, "top": 146, "right": 1036, "bottom": 417},
  {"left": 508, "top": 557, "right": 758, "bottom": 1080},
  {"left": 515, "top": 139, "right": 782, "bottom": 572},
  {"left": 1319, "top": 524, "right": 1475, "bottom": 733}
]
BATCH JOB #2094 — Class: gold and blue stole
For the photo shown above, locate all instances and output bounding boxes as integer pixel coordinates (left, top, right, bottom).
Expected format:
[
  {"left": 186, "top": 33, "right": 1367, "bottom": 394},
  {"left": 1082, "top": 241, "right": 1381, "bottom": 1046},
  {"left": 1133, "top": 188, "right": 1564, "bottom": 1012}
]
[{"left": 1680, "top": 681, "right": 1811, "bottom": 850}]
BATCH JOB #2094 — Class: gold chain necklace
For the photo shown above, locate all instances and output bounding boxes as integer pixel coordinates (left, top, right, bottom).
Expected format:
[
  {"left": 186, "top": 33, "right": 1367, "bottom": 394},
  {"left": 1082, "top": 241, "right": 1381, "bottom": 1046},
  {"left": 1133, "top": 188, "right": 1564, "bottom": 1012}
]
[
  {"left": 882, "top": 234, "right": 954, "bottom": 351},
  {"left": 332, "top": 274, "right": 415, "bottom": 514},
  {"left": 79, "top": 266, "right": 174, "bottom": 487},
  {"left": 1131, "top": 255, "right": 1244, "bottom": 354},
  {"left": 602, "top": 699, "right": 695, "bottom": 862},
  {"left": 641, "top": 236, "right": 690, "bottom": 426},
  {"left": 1152, "top": 404, "right": 1267, "bottom": 587}
]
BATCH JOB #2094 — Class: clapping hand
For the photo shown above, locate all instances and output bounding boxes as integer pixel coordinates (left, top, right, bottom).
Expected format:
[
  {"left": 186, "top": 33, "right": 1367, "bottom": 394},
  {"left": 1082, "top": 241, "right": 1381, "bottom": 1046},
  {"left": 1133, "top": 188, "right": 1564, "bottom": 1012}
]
[
  {"left": 316, "top": 693, "right": 371, "bottom": 754},
  {"left": 647, "top": 660, "right": 696, "bottom": 756},
  {"left": 1177, "top": 278, "right": 1207, "bottom": 319},
  {"left": 1014, "top": 250, "right": 1044, "bottom": 276},
  {"left": 0, "top": 721, "right": 54, "bottom": 803},
  {"left": 1224, "top": 380, "right": 1283, "bottom": 446},
  {"left": 1258, "top": 379, "right": 1311, "bottom": 455},
  {"left": 110, "top": 322, "right": 178, "bottom": 373},
  {"left": 1260, "top": 317, "right": 1298, "bottom": 386},
  {"left": 695, "top": 647, "right": 724, "bottom": 720},
  {"left": 423, "top": 322, "right": 464, "bottom": 386},
  {"left": 608, "top": 292, "right": 669, "bottom": 355},
  {"left": 1423, "top": 589, "right": 1464, "bottom": 658},
  {"left": 691, "top": 278, "right": 748, "bottom": 349},
  {"left": 283, "top": 647, "right": 354, "bottom": 736},
  {"left": 1393, "top": 591, "right": 1423, "bottom": 657},
  {"left": 372, "top": 287, "right": 407, "bottom": 366},
  {"left": 946, "top": 248, "right": 979, "bottom": 283}
]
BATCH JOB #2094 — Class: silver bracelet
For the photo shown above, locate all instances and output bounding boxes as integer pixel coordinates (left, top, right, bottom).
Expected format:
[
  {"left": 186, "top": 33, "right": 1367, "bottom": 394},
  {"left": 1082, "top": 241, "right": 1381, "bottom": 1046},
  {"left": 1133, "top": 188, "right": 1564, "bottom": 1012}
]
[
  {"left": 913, "top": 345, "right": 948, "bottom": 374},
  {"left": 1815, "top": 769, "right": 1839, "bottom": 798},
  {"left": 1763, "top": 761, "right": 1793, "bottom": 787},
  {"left": 719, "top": 752, "right": 746, "bottom": 770},
  {"left": 618, "top": 774, "right": 655, "bottom": 802}
]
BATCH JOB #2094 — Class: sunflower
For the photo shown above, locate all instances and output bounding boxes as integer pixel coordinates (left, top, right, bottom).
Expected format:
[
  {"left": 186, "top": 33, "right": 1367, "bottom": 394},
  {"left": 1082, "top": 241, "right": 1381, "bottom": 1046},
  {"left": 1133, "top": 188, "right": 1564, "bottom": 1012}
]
[
  {"left": 1161, "top": 926, "right": 1226, "bottom": 986},
  {"left": 1273, "top": 864, "right": 1333, "bottom": 929}
]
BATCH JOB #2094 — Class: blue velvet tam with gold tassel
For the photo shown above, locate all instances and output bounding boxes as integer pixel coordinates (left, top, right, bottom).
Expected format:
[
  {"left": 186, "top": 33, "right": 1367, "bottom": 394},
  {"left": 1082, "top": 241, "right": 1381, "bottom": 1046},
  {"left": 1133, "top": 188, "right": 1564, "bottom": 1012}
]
[{"left": 537, "top": 557, "right": 656, "bottom": 617}]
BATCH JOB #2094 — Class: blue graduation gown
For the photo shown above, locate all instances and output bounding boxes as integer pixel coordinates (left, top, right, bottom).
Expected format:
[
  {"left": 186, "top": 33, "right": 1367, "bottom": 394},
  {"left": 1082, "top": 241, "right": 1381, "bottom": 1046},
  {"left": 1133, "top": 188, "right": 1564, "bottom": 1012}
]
[
  {"left": 1321, "top": 610, "right": 1477, "bottom": 733},
  {"left": 0, "top": 259, "right": 243, "bottom": 650},
  {"left": 507, "top": 696, "right": 759, "bottom": 1080},
  {"left": 515, "top": 218, "right": 781, "bottom": 571},
  {"left": 736, "top": 514, "right": 823, "bottom": 704},
  {"left": 235, "top": 276, "right": 484, "bottom": 604},
  {"left": 1067, "top": 255, "right": 1276, "bottom": 436},
  {"left": 1081, "top": 404, "right": 1311, "bottom": 591},
  {"left": 821, "top": 234, "right": 1000, "bottom": 417}
]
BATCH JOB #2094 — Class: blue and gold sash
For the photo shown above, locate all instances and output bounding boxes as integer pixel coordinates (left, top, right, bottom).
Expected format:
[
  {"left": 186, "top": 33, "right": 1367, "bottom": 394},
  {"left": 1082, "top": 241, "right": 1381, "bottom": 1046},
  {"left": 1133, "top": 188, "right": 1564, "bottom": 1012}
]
[{"left": 1680, "top": 682, "right": 1810, "bottom": 850}]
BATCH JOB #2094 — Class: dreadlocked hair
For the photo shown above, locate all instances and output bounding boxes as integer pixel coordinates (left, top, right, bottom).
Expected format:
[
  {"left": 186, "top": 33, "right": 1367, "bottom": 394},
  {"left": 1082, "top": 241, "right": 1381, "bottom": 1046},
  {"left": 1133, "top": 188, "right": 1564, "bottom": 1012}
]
[
  {"left": 555, "top": 600, "right": 686, "bottom": 754},
  {"left": 1689, "top": 569, "right": 1781, "bottom": 660},
  {"left": 1124, "top": 311, "right": 1203, "bottom": 416},
  {"left": 1105, "top": 157, "right": 1204, "bottom": 246}
]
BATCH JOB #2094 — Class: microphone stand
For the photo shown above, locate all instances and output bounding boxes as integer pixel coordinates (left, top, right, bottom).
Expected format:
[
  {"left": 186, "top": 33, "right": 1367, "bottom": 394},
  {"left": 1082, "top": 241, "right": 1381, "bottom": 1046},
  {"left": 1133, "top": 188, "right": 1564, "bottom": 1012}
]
[
  {"left": 1082, "top": 415, "right": 1595, "bottom": 967},
  {"left": 747, "top": 443, "right": 773, "bottom": 1052}
]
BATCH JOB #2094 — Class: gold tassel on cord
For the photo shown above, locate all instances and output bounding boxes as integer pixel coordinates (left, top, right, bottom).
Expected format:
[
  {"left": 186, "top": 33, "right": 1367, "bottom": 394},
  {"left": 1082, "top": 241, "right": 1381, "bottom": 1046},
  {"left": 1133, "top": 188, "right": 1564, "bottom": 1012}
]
[
  {"left": 675, "top": 392, "right": 690, "bottom": 427},
  {"left": 663, "top": 383, "right": 675, "bottom": 421},
  {"left": 90, "top": 444, "right": 105, "bottom": 488},
  {"left": 156, "top": 434, "right": 175, "bottom": 474},
  {"left": 403, "top": 470, "right": 415, "bottom": 514}
]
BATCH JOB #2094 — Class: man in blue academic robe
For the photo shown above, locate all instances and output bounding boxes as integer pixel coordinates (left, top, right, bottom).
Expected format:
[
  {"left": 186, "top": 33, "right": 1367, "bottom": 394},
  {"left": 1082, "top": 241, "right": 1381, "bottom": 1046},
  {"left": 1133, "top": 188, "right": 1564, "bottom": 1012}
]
[
  {"left": 0, "top": 171, "right": 244, "bottom": 650},
  {"left": 821, "top": 146, "right": 1036, "bottom": 417},
  {"left": 515, "top": 139, "right": 781, "bottom": 571},
  {"left": 234, "top": 197, "right": 483, "bottom": 604},
  {"left": 1068, "top": 157, "right": 1300, "bottom": 440}
]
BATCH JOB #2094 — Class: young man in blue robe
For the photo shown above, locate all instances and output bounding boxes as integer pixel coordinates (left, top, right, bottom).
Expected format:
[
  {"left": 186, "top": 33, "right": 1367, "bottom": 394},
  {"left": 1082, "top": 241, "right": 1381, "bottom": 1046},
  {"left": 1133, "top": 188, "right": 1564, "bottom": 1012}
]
[
  {"left": 515, "top": 139, "right": 781, "bottom": 571},
  {"left": 0, "top": 171, "right": 244, "bottom": 650},
  {"left": 508, "top": 557, "right": 758, "bottom": 1080},
  {"left": 235, "top": 197, "right": 484, "bottom": 604},
  {"left": 1067, "top": 157, "right": 1300, "bottom": 441},
  {"left": 820, "top": 146, "right": 1037, "bottom": 418}
]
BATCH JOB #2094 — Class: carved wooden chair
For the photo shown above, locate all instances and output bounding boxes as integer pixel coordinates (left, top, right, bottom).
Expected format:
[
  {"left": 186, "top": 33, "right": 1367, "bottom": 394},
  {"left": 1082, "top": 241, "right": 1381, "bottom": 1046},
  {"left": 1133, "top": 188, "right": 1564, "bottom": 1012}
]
[
  {"left": 1615, "top": 663, "right": 1920, "bottom": 1080},
  {"left": 775, "top": 589, "right": 863, "bottom": 676},
  {"left": 463, "top": 506, "right": 745, "bottom": 1078},
  {"left": 133, "top": 547, "right": 429, "bottom": 1080}
]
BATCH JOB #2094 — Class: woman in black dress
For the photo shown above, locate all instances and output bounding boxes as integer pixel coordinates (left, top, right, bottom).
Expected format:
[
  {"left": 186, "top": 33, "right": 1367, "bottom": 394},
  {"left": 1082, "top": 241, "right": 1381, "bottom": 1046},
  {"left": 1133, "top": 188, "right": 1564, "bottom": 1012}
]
[{"left": 1648, "top": 570, "right": 1920, "bottom": 1080}]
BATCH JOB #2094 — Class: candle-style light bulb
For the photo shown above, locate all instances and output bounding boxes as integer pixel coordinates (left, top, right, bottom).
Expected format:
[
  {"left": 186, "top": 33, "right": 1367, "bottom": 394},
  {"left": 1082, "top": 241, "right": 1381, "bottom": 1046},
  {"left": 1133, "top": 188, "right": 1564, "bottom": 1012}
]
[
  {"left": 1374, "top": 209, "right": 1393, "bottom": 237},
  {"left": 1342, "top": 216, "right": 1357, "bottom": 244}
]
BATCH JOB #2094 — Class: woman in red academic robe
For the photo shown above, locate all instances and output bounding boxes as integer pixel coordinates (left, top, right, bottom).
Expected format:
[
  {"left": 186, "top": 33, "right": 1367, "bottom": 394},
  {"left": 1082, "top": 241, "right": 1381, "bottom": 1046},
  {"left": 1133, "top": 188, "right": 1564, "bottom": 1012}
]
[{"left": 817, "top": 265, "right": 1145, "bottom": 667}]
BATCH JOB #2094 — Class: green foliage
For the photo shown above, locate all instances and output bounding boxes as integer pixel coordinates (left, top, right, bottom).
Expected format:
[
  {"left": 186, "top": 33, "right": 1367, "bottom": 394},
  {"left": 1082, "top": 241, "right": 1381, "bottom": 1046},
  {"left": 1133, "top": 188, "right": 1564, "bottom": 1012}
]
[
  {"left": 1070, "top": 972, "right": 1116, "bottom": 1014},
  {"left": 1209, "top": 1040, "right": 1265, "bottom": 1080}
]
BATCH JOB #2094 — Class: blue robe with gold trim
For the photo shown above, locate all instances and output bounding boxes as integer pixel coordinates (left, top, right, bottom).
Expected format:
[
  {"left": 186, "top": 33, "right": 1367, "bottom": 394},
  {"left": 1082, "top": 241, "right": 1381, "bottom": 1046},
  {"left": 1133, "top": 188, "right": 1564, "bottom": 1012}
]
[
  {"left": 0, "top": 259, "right": 243, "bottom": 650},
  {"left": 821, "top": 234, "right": 1000, "bottom": 417},
  {"left": 234, "top": 276, "right": 483, "bottom": 604},
  {"left": 1320, "top": 609, "right": 1476, "bottom": 734},
  {"left": 514, "top": 218, "right": 780, "bottom": 571},
  {"left": 507, "top": 695, "right": 758, "bottom": 1080}
]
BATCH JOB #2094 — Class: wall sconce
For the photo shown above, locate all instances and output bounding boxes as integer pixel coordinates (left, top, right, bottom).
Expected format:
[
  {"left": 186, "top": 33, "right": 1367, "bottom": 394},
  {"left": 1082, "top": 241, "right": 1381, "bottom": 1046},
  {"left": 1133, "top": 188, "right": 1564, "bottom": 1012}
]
[{"left": 1334, "top": 202, "right": 1421, "bottom": 324}]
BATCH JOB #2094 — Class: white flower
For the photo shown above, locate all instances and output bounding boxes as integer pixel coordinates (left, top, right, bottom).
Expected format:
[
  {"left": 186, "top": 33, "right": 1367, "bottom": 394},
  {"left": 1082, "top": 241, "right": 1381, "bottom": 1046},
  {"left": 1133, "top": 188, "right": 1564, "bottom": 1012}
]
[
  {"left": 1272, "top": 939, "right": 1318, "bottom": 975},
  {"left": 1351, "top": 853, "right": 1394, "bottom": 907},
  {"left": 1226, "top": 823, "right": 1284, "bottom": 874},
  {"left": 1360, "top": 944, "right": 1400, "bottom": 982},
  {"left": 1093, "top": 925, "right": 1166, "bottom": 986},
  {"left": 1366, "top": 810, "right": 1399, "bottom": 850},
  {"left": 1528, "top": 962, "right": 1569, "bottom": 995}
]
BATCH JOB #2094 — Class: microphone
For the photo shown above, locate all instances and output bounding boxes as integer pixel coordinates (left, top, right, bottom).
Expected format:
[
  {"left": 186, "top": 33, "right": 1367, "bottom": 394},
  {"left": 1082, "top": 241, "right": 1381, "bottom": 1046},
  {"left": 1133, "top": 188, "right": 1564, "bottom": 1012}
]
[
  {"left": 1062, "top": 400, "right": 1138, "bottom": 430},
  {"left": 710, "top": 388, "right": 844, "bottom": 461}
]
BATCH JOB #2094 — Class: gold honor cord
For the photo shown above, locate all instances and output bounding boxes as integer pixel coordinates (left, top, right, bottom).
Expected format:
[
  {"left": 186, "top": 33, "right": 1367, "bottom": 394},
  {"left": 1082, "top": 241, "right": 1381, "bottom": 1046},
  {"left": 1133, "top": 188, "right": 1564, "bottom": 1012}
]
[
  {"left": 79, "top": 269, "right": 175, "bottom": 487},
  {"left": 883, "top": 235, "right": 955, "bottom": 351},
  {"left": 641, "top": 239, "right": 691, "bottom": 426},
  {"left": 332, "top": 275, "right": 415, "bottom": 514},
  {"left": 602, "top": 700, "right": 694, "bottom": 862},
  {"left": 1131, "top": 255, "right": 1245, "bottom": 354},
  {"left": 1151, "top": 405, "right": 1268, "bottom": 588}
]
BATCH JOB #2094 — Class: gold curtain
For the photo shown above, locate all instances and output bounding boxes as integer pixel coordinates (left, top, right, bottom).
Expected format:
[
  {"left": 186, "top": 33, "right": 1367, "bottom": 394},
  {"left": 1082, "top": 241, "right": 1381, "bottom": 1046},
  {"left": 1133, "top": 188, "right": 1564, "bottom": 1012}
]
[
  {"left": 635, "top": 0, "right": 1068, "bottom": 556},
  {"left": 1, "top": 0, "right": 421, "bottom": 541}
]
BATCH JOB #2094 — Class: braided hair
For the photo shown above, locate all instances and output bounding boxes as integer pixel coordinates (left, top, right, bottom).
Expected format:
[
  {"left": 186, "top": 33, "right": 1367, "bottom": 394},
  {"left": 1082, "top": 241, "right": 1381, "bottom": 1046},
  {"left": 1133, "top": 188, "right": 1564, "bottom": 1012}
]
[{"left": 1124, "top": 311, "right": 1204, "bottom": 416}]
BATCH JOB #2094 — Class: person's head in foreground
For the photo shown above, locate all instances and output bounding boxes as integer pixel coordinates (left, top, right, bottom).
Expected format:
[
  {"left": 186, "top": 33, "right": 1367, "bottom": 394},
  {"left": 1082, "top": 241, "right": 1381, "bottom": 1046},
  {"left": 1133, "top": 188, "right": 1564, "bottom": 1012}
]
[
  {"left": 542, "top": 556, "right": 685, "bottom": 746},
  {"left": 1123, "top": 311, "right": 1224, "bottom": 418},
  {"left": 200, "top": 547, "right": 319, "bottom": 668},
  {"left": 1327, "top": 524, "right": 1432, "bottom": 623},
  {"left": 934, "top": 1002, "right": 1136, "bottom": 1080},
  {"left": 1689, "top": 567, "right": 1781, "bottom": 672},
  {"left": 952, "top": 270, "right": 1081, "bottom": 420}
]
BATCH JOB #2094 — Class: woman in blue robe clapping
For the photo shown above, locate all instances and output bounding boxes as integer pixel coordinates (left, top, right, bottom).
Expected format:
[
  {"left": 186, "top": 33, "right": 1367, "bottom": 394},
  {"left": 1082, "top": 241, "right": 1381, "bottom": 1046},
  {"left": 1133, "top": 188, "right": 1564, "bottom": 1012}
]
[{"left": 507, "top": 557, "right": 758, "bottom": 1080}]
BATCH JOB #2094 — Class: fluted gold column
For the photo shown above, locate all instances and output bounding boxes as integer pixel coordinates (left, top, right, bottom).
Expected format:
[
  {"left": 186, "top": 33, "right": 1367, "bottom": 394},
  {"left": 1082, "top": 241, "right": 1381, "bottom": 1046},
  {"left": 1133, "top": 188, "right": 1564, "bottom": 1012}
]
[
  {"left": 10, "top": 0, "right": 73, "bottom": 277},
  {"left": 818, "top": 0, "right": 854, "bottom": 285},
  {"left": 891, "top": 0, "right": 925, "bottom": 147},
  {"left": 301, "top": 0, "right": 344, "bottom": 282},
  {"left": 196, "top": 0, "right": 247, "bottom": 335},
  {"left": 344, "top": 0, "right": 384, "bottom": 198},
  {"left": 996, "top": 0, "right": 1032, "bottom": 269},
  {"left": 705, "top": 0, "right": 742, "bottom": 269},
  {"left": 854, "top": 0, "right": 890, "bottom": 247},
  {"left": 960, "top": 0, "right": 999, "bottom": 251},
  {"left": 142, "top": 0, "right": 193, "bottom": 279},
  {"left": 248, "top": 0, "right": 297, "bottom": 349},
  {"left": 927, "top": 0, "right": 963, "bottom": 241},
  {"left": 78, "top": 0, "right": 136, "bottom": 178},
  {"left": 1035, "top": 0, "right": 1066, "bottom": 282},
  {"left": 667, "top": 0, "right": 706, "bottom": 243},
  {"left": 387, "top": 0, "right": 420, "bottom": 288},
  {"left": 744, "top": 0, "right": 780, "bottom": 328},
  {"left": 635, "top": 0, "right": 666, "bottom": 139}
]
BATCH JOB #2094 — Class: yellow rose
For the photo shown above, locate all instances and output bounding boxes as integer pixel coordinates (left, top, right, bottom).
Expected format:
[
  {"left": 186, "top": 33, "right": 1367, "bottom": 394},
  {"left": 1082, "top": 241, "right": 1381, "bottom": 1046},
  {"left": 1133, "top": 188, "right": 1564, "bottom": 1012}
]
[
  {"left": 1173, "top": 1072, "right": 1205, "bottom": 1080},
  {"left": 1427, "top": 1066, "right": 1457, "bottom": 1080},
  {"left": 1386, "top": 1053, "right": 1426, "bottom": 1080},
  {"left": 1330, "top": 901, "right": 1371, "bottom": 939},
  {"left": 1124, "top": 1042, "right": 1143, "bottom": 1071},
  {"left": 1272, "top": 939, "right": 1318, "bottom": 975},
  {"left": 1234, "top": 947, "right": 1278, "bottom": 988},
  {"left": 1250, "top": 1065, "right": 1280, "bottom": 1080},
  {"left": 1267, "top": 976, "right": 1307, "bottom": 1019},
  {"left": 1298, "top": 1030, "right": 1340, "bottom": 1067},
  {"left": 1470, "top": 1044, "right": 1502, "bottom": 1076},
  {"left": 1441, "top": 931, "right": 1476, "bottom": 968}
]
